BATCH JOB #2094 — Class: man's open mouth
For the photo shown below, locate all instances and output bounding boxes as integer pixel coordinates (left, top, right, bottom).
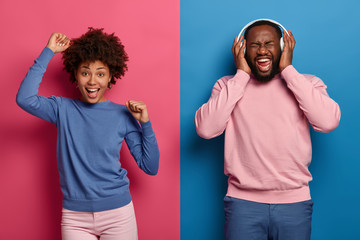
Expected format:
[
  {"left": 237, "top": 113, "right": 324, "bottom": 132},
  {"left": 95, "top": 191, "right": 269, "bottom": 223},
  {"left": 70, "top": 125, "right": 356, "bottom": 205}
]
[{"left": 256, "top": 58, "right": 272, "bottom": 72}]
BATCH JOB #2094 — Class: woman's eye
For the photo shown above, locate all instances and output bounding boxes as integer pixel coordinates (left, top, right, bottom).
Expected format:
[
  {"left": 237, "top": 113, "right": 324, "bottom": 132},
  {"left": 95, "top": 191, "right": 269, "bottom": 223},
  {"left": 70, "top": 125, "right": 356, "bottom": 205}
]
[
  {"left": 98, "top": 73, "right": 105, "bottom": 77},
  {"left": 82, "top": 72, "right": 88, "bottom": 76}
]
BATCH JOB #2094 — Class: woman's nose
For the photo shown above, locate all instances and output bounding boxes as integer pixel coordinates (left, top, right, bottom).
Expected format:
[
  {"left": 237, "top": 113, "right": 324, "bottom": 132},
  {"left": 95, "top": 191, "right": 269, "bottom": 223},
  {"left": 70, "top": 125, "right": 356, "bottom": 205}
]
[{"left": 88, "top": 75, "right": 96, "bottom": 85}]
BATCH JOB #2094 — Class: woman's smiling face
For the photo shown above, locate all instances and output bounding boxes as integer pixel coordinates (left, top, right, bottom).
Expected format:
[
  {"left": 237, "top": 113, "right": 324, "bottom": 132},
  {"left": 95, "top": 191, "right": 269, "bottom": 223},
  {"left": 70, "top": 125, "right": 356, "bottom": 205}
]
[{"left": 76, "top": 60, "right": 111, "bottom": 103}]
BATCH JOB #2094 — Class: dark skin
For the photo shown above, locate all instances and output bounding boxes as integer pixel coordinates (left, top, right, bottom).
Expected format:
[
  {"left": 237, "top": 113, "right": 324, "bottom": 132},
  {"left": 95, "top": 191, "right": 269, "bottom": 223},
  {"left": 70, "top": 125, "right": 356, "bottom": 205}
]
[{"left": 232, "top": 25, "right": 296, "bottom": 79}]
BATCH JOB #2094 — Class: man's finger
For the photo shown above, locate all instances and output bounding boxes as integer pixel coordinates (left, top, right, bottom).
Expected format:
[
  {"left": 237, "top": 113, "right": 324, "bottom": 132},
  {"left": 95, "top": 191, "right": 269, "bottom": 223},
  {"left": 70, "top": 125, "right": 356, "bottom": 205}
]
[
  {"left": 232, "top": 37, "right": 238, "bottom": 56},
  {"left": 283, "top": 30, "right": 290, "bottom": 50},
  {"left": 234, "top": 36, "right": 243, "bottom": 57},
  {"left": 288, "top": 30, "right": 295, "bottom": 49}
]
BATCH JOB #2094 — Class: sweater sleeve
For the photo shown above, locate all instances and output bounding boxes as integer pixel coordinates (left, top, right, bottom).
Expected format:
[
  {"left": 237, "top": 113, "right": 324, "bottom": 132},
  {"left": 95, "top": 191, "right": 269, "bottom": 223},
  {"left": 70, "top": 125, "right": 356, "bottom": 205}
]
[
  {"left": 281, "top": 65, "right": 341, "bottom": 133},
  {"left": 194, "top": 69, "right": 250, "bottom": 139},
  {"left": 16, "top": 47, "right": 60, "bottom": 124},
  {"left": 125, "top": 116, "right": 160, "bottom": 175}
]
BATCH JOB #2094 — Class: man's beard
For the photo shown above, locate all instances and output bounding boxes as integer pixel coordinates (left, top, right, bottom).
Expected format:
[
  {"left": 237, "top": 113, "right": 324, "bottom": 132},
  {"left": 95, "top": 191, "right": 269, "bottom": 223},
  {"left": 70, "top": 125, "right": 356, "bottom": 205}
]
[{"left": 246, "top": 54, "right": 280, "bottom": 83}]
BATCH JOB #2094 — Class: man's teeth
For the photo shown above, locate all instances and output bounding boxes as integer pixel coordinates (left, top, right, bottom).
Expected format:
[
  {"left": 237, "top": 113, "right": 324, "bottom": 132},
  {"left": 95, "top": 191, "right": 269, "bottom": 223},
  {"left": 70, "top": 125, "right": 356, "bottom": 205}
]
[{"left": 257, "top": 59, "right": 270, "bottom": 63}]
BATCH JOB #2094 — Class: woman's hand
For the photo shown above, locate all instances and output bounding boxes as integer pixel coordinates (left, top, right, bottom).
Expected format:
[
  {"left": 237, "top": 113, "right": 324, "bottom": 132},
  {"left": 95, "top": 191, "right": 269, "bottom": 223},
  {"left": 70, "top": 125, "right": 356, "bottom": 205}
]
[
  {"left": 46, "top": 33, "right": 70, "bottom": 53},
  {"left": 126, "top": 100, "right": 150, "bottom": 123}
]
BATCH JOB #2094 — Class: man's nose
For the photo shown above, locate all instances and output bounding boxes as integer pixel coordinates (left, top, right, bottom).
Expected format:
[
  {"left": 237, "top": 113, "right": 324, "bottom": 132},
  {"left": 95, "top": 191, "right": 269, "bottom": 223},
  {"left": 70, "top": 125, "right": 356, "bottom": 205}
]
[{"left": 257, "top": 45, "right": 268, "bottom": 55}]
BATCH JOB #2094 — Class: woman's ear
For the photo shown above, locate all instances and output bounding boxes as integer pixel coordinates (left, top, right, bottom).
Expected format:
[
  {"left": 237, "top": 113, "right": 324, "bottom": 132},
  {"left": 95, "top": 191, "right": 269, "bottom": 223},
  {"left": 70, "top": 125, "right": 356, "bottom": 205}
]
[
  {"left": 73, "top": 72, "right": 79, "bottom": 88},
  {"left": 108, "top": 75, "right": 113, "bottom": 89}
]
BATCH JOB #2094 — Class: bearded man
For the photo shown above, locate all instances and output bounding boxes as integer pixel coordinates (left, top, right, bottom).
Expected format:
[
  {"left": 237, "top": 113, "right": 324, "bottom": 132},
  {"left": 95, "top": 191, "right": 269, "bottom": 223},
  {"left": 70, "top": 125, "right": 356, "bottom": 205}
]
[{"left": 195, "top": 20, "right": 340, "bottom": 240}]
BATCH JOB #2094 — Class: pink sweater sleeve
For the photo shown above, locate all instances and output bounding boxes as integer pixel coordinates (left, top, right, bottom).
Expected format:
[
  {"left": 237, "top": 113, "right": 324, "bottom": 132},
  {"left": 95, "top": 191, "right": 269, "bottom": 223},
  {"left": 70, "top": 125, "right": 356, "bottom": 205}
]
[
  {"left": 281, "top": 65, "right": 341, "bottom": 132},
  {"left": 195, "top": 69, "right": 250, "bottom": 139}
]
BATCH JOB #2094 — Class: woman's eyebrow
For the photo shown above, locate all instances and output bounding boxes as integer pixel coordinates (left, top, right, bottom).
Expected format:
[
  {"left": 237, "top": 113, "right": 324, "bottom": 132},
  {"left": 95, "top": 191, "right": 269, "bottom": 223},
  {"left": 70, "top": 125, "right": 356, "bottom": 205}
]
[{"left": 80, "top": 66, "right": 106, "bottom": 70}]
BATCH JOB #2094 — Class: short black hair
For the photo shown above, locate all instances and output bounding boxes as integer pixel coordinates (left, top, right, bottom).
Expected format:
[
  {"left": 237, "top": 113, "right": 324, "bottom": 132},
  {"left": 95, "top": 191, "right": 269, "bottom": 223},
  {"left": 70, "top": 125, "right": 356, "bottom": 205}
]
[{"left": 244, "top": 20, "right": 282, "bottom": 40}]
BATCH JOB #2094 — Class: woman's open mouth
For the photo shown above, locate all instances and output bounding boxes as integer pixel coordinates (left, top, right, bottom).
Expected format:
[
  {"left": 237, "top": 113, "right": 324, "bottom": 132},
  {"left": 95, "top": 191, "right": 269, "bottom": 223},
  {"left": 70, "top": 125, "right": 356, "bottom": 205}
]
[{"left": 86, "top": 88, "right": 100, "bottom": 98}]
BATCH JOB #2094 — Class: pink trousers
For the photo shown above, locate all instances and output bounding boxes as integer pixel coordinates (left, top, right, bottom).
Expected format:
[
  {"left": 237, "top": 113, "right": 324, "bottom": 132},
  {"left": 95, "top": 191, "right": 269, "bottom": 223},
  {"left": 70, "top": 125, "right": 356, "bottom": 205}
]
[{"left": 61, "top": 201, "right": 138, "bottom": 240}]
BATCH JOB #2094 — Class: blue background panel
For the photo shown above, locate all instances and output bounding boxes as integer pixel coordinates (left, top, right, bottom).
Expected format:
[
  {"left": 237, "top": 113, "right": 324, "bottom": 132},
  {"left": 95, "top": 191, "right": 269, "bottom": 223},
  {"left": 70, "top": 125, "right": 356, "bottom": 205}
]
[{"left": 181, "top": 0, "right": 360, "bottom": 239}]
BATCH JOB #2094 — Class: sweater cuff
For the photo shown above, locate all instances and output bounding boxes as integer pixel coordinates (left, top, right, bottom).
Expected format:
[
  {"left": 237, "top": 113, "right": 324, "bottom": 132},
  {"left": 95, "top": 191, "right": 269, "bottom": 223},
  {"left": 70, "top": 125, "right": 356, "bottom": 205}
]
[
  {"left": 140, "top": 121, "right": 155, "bottom": 136},
  {"left": 235, "top": 69, "right": 250, "bottom": 79},
  {"left": 231, "top": 69, "right": 251, "bottom": 86},
  {"left": 280, "top": 65, "right": 300, "bottom": 84},
  {"left": 36, "top": 47, "right": 55, "bottom": 69}
]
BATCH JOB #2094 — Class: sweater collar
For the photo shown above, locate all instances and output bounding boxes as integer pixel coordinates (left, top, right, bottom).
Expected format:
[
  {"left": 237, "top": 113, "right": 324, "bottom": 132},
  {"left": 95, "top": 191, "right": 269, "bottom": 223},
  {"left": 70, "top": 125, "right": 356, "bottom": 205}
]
[
  {"left": 75, "top": 99, "right": 111, "bottom": 108},
  {"left": 249, "top": 72, "right": 282, "bottom": 83}
]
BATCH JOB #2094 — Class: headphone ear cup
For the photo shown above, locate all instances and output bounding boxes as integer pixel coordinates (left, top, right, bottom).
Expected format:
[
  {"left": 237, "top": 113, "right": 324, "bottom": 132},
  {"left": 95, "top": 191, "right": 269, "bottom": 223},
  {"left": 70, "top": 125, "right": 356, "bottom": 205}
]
[
  {"left": 280, "top": 37, "right": 284, "bottom": 51},
  {"left": 239, "top": 42, "right": 246, "bottom": 54}
]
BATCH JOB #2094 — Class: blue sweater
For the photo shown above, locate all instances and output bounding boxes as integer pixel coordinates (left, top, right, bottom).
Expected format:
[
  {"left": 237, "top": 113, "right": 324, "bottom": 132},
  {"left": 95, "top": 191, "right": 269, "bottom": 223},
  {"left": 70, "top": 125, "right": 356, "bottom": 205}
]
[{"left": 16, "top": 47, "right": 160, "bottom": 212}]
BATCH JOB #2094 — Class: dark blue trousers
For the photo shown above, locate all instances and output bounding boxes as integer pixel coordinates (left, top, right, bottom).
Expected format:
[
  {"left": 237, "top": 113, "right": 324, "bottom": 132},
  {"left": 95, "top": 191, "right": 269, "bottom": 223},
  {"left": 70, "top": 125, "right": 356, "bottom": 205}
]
[{"left": 224, "top": 196, "right": 313, "bottom": 240}]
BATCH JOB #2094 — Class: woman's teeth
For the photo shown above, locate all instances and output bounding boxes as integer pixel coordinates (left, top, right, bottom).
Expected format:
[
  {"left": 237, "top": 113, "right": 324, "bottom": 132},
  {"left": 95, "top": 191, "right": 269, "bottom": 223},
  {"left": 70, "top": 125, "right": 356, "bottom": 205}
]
[
  {"left": 86, "top": 88, "right": 99, "bottom": 98},
  {"left": 86, "top": 88, "right": 98, "bottom": 92}
]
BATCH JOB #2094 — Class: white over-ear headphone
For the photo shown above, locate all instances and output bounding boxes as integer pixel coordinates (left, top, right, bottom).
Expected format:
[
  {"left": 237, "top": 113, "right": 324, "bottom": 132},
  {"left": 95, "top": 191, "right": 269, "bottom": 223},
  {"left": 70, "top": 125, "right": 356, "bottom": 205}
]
[{"left": 237, "top": 19, "right": 290, "bottom": 52}]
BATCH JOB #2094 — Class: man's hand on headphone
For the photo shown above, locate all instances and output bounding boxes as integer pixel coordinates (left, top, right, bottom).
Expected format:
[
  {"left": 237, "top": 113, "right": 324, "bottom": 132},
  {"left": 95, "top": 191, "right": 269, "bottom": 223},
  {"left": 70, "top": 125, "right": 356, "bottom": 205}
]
[
  {"left": 232, "top": 35, "right": 251, "bottom": 75},
  {"left": 279, "top": 30, "right": 295, "bottom": 72}
]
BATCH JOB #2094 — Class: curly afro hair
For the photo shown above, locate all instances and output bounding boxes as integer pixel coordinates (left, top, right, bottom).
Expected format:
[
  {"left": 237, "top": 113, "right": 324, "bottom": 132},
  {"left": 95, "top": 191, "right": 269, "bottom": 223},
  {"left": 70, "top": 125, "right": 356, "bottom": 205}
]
[{"left": 62, "top": 27, "right": 128, "bottom": 87}]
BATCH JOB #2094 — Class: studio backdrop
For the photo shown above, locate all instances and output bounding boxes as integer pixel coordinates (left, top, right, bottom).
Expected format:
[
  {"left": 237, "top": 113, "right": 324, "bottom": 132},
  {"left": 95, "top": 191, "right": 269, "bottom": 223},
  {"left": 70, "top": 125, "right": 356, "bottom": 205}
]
[
  {"left": 180, "top": 0, "right": 360, "bottom": 239},
  {"left": 0, "top": 0, "right": 179, "bottom": 239},
  {"left": 0, "top": 0, "right": 359, "bottom": 239}
]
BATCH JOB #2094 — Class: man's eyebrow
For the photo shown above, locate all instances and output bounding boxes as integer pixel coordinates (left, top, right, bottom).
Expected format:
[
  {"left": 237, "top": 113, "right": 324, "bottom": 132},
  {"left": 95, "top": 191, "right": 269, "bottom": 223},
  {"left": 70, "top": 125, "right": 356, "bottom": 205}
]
[{"left": 249, "top": 40, "right": 275, "bottom": 44}]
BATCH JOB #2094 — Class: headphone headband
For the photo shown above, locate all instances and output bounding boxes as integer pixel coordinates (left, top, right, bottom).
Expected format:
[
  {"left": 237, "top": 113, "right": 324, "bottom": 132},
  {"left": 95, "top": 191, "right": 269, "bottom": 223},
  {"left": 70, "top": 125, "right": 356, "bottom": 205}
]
[{"left": 237, "top": 18, "right": 289, "bottom": 41}]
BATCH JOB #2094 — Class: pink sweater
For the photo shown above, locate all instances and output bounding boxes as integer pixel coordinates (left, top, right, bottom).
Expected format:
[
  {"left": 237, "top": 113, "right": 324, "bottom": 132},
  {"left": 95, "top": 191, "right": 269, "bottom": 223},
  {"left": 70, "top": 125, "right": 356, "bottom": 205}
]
[{"left": 195, "top": 65, "right": 340, "bottom": 204}]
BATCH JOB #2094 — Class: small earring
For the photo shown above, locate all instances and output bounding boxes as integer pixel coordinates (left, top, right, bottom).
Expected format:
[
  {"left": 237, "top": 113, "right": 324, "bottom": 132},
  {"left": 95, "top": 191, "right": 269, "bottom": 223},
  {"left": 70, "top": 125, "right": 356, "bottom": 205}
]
[{"left": 108, "top": 82, "right": 112, "bottom": 89}]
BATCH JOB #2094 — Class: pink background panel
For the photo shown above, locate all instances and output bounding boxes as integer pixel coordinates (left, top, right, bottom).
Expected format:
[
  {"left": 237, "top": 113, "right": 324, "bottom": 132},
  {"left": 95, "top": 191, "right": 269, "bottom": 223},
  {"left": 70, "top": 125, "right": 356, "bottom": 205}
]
[{"left": 0, "top": 0, "right": 179, "bottom": 239}]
